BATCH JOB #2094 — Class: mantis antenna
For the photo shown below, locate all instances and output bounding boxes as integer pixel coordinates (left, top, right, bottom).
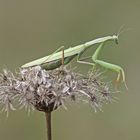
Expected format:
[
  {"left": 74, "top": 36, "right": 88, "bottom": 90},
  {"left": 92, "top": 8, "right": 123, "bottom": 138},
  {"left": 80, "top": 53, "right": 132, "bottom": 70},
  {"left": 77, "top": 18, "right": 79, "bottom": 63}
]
[{"left": 117, "top": 24, "right": 133, "bottom": 37}]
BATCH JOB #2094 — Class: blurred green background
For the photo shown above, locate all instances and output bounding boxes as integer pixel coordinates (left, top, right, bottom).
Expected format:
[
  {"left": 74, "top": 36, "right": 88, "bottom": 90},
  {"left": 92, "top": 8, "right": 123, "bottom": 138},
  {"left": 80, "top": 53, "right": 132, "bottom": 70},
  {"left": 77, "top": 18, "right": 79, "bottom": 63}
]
[{"left": 0, "top": 0, "right": 139, "bottom": 140}]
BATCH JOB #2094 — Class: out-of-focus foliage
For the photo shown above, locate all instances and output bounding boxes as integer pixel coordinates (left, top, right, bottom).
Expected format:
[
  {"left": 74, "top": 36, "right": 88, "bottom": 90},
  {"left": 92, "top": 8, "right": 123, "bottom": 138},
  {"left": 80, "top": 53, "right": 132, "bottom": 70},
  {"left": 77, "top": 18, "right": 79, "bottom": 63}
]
[{"left": 0, "top": 0, "right": 139, "bottom": 140}]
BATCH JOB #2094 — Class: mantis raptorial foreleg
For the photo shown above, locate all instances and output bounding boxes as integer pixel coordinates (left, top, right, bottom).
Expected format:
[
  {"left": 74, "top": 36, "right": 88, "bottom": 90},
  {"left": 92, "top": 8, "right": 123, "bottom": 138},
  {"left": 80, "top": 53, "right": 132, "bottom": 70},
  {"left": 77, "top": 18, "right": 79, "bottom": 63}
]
[{"left": 91, "top": 43, "right": 128, "bottom": 89}]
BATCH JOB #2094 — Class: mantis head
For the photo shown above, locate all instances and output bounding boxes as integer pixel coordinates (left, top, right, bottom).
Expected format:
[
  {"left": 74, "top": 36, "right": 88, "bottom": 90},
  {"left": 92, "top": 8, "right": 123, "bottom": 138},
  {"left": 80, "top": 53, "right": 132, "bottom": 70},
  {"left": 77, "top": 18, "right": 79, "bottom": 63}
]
[
  {"left": 112, "top": 25, "right": 126, "bottom": 45},
  {"left": 113, "top": 24, "right": 132, "bottom": 45},
  {"left": 112, "top": 35, "right": 119, "bottom": 44}
]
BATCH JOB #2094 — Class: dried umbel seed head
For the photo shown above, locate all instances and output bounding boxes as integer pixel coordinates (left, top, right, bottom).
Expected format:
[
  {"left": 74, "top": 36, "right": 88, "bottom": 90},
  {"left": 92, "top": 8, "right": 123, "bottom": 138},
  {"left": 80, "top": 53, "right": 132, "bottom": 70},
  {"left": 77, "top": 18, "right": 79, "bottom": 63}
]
[{"left": 0, "top": 66, "right": 117, "bottom": 115}]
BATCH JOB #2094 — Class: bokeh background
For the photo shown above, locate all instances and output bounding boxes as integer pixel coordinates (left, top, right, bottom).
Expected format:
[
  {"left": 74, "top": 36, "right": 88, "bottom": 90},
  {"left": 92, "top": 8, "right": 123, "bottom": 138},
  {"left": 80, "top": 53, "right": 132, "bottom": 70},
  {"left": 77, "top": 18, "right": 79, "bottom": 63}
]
[{"left": 0, "top": 0, "right": 139, "bottom": 140}]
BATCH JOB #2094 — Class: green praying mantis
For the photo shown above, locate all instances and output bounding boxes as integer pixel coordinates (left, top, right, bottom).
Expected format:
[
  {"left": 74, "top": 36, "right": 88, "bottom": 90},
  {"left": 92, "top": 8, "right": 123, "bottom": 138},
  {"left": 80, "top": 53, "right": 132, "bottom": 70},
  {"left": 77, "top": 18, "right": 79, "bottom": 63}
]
[{"left": 21, "top": 33, "right": 127, "bottom": 89}]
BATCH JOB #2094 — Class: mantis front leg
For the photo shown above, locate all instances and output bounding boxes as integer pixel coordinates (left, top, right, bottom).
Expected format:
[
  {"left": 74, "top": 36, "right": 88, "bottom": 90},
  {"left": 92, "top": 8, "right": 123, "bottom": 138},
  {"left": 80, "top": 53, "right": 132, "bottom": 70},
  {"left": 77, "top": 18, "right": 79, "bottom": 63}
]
[{"left": 92, "top": 43, "right": 128, "bottom": 89}]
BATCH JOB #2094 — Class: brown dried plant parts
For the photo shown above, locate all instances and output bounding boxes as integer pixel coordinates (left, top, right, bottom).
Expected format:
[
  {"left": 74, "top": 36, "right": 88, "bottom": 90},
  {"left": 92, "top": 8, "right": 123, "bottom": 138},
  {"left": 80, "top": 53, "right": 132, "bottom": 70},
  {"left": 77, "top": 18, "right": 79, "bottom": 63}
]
[{"left": 0, "top": 65, "right": 117, "bottom": 140}]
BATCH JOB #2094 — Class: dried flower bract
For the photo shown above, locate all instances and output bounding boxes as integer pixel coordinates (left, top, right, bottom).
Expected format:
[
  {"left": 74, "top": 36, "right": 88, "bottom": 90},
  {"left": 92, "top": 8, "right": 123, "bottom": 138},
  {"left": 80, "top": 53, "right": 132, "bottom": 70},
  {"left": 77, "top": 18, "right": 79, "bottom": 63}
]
[{"left": 0, "top": 66, "right": 116, "bottom": 115}]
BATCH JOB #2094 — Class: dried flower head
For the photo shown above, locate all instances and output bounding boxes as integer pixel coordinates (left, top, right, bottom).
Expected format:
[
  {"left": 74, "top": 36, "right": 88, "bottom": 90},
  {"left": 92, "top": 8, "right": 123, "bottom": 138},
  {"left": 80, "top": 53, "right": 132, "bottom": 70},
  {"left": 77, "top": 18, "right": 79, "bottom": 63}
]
[{"left": 0, "top": 65, "right": 117, "bottom": 115}]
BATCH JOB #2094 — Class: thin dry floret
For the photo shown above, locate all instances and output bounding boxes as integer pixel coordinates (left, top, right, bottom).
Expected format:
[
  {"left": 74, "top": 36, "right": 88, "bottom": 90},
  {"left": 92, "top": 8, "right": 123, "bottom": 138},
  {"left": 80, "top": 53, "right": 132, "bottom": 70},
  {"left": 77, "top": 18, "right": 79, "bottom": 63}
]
[{"left": 0, "top": 66, "right": 117, "bottom": 115}]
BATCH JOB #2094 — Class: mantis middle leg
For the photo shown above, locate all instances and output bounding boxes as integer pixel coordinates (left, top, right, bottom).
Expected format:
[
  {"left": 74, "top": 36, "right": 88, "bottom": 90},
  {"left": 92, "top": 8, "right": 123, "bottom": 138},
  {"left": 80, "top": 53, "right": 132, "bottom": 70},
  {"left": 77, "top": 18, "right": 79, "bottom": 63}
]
[{"left": 77, "top": 47, "right": 95, "bottom": 67}]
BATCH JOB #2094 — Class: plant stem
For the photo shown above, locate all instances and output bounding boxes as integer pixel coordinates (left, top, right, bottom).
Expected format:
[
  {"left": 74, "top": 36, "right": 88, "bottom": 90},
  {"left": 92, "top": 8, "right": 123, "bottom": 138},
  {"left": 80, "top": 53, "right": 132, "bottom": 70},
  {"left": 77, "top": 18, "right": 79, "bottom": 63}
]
[{"left": 45, "top": 112, "right": 52, "bottom": 140}]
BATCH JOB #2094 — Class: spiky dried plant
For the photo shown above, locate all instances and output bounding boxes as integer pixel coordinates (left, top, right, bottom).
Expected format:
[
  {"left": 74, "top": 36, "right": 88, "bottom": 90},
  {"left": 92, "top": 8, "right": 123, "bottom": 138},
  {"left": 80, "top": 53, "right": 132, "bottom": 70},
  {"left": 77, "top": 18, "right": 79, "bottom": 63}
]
[
  {"left": 0, "top": 65, "right": 117, "bottom": 140},
  {"left": 0, "top": 66, "right": 116, "bottom": 114}
]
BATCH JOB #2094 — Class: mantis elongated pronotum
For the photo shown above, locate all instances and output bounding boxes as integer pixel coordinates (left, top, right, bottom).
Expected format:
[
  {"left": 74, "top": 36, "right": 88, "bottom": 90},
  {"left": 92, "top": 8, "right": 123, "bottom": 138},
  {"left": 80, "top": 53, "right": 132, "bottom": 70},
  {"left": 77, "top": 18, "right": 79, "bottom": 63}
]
[{"left": 22, "top": 34, "right": 127, "bottom": 89}]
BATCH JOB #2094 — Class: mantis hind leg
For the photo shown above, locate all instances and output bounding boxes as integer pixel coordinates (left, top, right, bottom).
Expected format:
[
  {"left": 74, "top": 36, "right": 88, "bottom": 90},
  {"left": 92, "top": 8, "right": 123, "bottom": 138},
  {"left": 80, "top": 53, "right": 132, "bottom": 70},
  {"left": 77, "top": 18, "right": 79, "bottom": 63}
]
[{"left": 42, "top": 46, "right": 65, "bottom": 64}]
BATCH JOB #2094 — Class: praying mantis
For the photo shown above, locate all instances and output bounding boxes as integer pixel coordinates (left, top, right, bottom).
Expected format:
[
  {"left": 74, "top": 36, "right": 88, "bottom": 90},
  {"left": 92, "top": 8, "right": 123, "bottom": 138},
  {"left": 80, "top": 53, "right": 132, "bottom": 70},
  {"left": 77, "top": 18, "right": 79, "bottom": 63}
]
[{"left": 21, "top": 34, "right": 127, "bottom": 89}]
